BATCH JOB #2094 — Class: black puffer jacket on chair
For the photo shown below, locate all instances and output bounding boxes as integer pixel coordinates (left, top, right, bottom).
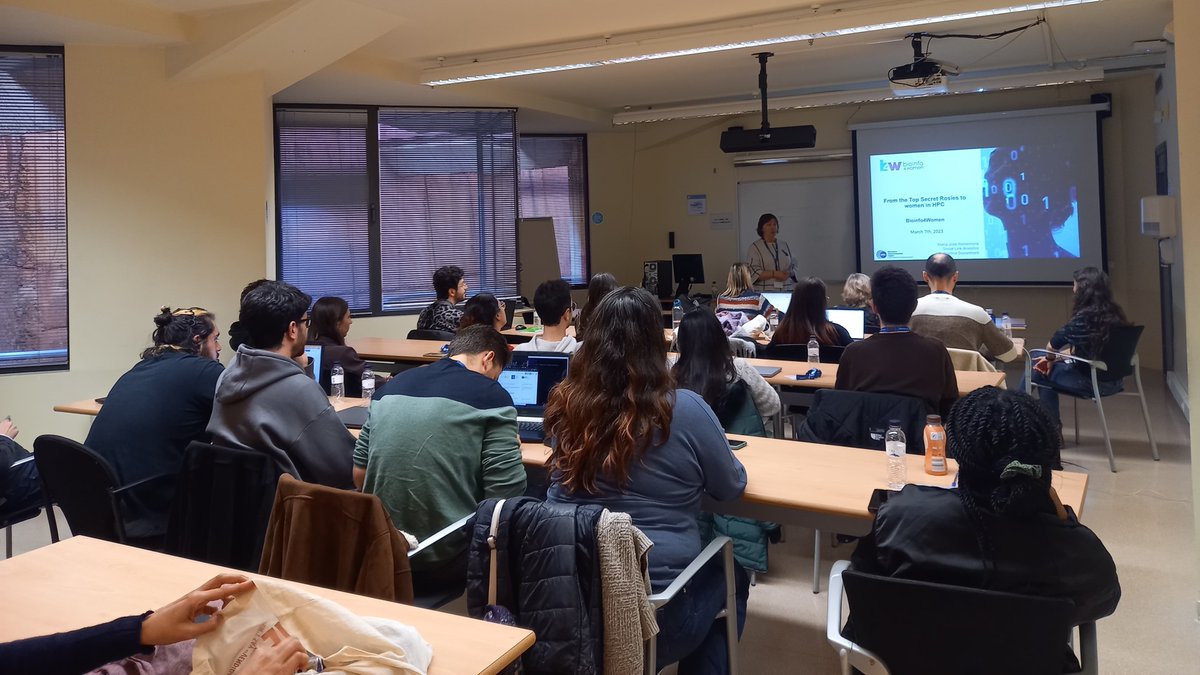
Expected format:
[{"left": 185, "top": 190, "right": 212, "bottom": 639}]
[{"left": 466, "top": 496, "right": 605, "bottom": 675}]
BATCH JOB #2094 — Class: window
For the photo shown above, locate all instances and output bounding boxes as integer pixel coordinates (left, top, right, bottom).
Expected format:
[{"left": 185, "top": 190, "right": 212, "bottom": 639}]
[
  {"left": 275, "top": 106, "right": 518, "bottom": 314},
  {"left": 519, "top": 135, "right": 589, "bottom": 285},
  {"left": 0, "top": 48, "right": 67, "bottom": 373}
]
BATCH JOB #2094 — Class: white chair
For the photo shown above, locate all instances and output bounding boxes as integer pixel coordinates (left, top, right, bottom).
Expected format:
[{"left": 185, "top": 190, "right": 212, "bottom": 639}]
[
  {"left": 645, "top": 536, "right": 738, "bottom": 675},
  {"left": 1029, "top": 325, "right": 1158, "bottom": 472}
]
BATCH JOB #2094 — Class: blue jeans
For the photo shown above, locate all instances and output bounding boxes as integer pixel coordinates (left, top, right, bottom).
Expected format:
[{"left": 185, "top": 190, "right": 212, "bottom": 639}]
[
  {"left": 1023, "top": 363, "right": 1123, "bottom": 426},
  {"left": 654, "top": 557, "right": 750, "bottom": 674}
]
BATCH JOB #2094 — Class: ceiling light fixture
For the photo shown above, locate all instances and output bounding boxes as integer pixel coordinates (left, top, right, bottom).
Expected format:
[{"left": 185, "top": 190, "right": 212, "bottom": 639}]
[
  {"left": 423, "top": 0, "right": 1102, "bottom": 86},
  {"left": 611, "top": 67, "right": 1104, "bottom": 125}
]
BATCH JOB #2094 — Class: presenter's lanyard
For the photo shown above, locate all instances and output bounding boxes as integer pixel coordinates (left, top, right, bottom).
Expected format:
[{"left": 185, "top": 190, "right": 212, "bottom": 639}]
[
  {"left": 878, "top": 326, "right": 911, "bottom": 334},
  {"left": 766, "top": 241, "right": 780, "bottom": 270}
]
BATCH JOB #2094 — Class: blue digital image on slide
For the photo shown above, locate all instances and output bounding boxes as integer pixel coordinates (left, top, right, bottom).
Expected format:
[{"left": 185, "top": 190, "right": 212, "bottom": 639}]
[{"left": 981, "top": 145, "right": 1081, "bottom": 259}]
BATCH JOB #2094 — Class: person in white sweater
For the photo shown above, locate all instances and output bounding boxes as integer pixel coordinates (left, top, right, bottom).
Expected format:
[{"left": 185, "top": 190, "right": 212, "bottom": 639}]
[
  {"left": 672, "top": 309, "right": 781, "bottom": 424},
  {"left": 514, "top": 279, "right": 580, "bottom": 354}
]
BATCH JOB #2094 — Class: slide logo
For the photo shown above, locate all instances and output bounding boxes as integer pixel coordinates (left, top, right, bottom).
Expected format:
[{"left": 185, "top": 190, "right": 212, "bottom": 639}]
[{"left": 878, "top": 159, "right": 925, "bottom": 172}]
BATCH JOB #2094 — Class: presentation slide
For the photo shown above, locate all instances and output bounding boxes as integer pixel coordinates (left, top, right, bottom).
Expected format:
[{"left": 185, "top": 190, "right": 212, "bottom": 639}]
[{"left": 853, "top": 105, "right": 1106, "bottom": 285}]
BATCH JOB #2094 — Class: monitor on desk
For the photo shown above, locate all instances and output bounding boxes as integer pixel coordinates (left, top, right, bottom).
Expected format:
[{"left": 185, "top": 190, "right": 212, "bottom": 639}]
[
  {"left": 672, "top": 253, "right": 704, "bottom": 296},
  {"left": 302, "top": 344, "right": 322, "bottom": 383}
]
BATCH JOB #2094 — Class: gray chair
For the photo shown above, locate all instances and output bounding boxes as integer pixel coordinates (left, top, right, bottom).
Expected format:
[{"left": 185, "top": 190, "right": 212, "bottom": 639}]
[
  {"left": 645, "top": 536, "right": 738, "bottom": 675},
  {"left": 1030, "top": 325, "right": 1157, "bottom": 472},
  {"left": 406, "top": 514, "right": 473, "bottom": 609},
  {"left": 826, "top": 560, "right": 1097, "bottom": 675}
]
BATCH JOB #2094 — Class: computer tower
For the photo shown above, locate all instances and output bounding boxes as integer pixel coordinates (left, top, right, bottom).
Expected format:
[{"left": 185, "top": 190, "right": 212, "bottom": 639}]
[{"left": 642, "top": 260, "right": 673, "bottom": 298}]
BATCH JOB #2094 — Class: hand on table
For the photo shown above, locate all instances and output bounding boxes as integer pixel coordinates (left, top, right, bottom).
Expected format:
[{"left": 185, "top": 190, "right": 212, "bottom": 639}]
[
  {"left": 139, "top": 574, "right": 256, "bottom": 646},
  {"left": 242, "top": 636, "right": 310, "bottom": 674},
  {"left": 0, "top": 417, "right": 17, "bottom": 440}
]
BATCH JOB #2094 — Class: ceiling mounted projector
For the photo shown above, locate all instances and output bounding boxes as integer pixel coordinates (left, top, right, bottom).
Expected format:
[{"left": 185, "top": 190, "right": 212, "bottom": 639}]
[
  {"left": 721, "top": 52, "right": 817, "bottom": 153},
  {"left": 889, "top": 35, "right": 960, "bottom": 97}
]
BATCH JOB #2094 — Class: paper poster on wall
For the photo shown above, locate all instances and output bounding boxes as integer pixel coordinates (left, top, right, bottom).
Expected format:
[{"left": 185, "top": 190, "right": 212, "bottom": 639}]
[
  {"left": 710, "top": 213, "right": 733, "bottom": 229},
  {"left": 687, "top": 194, "right": 707, "bottom": 215}
]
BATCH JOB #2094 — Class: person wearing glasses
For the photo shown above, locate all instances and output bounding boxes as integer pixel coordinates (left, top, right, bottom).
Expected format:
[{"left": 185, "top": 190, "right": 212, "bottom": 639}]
[
  {"left": 514, "top": 279, "right": 580, "bottom": 353},
  {"left": 85, "top": 306, "right": 226, "bottom": 542},
  {"left": 208, "top": 281, "right": 355, "bottom": 489}
]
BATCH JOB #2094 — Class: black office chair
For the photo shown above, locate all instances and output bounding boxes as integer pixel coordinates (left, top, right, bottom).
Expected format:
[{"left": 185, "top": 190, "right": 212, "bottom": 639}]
[
  {"left": 1, "top": 504, "right": 44, "bottom": 559},
  {"left": 819, "top": 344, "right": 846, "bottom": 364},
  {"left": 32, "top": 435, "right": 160, "bottom": 547},
  {"left": 407, "top": 328, "right": 455, "bottom": 341},
  {"left": 760, "top": 343, "right": 809, "bottom": 362},
  {"left": 1030, "top": 324, "right": 1157, "bottom": 472},
  {"left": 827, "top": 560, "right": 1097, "bottom": 675}
]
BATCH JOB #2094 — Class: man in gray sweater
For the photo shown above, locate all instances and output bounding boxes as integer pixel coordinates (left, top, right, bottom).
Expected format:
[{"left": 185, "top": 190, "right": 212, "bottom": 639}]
[
  {"left": 910, "top": 253, "right": 1020, "bottom": 362},
  {"left": 207, "top": 280, "right": 355, "bottom": 489}
]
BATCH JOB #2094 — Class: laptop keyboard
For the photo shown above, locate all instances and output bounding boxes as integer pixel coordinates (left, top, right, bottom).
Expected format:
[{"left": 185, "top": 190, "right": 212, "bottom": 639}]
[{"left": 518, "top": 419, "right": 545, "bottom": 441}]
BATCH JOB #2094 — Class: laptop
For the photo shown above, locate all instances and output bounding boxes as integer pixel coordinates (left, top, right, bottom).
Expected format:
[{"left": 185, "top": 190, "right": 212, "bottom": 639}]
[
  {"left": 760, "top": 292, "right": 791, "bottom": 315},
  {"left": 826, "top": 307, "right": 867, "bottom": 340},
  {"left": 302, "top": 344, "right": 323, "bottom": 383},
  {"left": 753, "top": 365, "right": 782, "bottom": 377},
  {"left": 497, "top": 352, "right": 571, "bottom": 442}
]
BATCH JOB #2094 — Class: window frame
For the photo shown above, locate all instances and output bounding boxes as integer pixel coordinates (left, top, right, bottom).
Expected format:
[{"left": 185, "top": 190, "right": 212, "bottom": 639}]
[
  {"left": 518, "top": 133, "right": 591, "bottom": 289},
  {"left": 0, "top": 44, "right": 69, "bottom": 374}
]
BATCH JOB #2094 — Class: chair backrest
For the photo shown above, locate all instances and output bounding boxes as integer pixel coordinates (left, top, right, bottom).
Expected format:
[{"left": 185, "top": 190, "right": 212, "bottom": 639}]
[
  {"left": 715, "top": 380, "right": 766, "bottom": 437},
  {"left": 32, "top": 434, "right": 126, "bottom": 542},
  {"left": 946, "top": 347, "right": 997, "bottom": 372},
  {"left": 728, "top": 336, "right": 757, "bottom": 358},
  {"left": 165, "top": 441, "right": 281, "bottom": 571},
  {"left": 842, "top": 569, "right": 1076, "bottom": 675},
  {"left": 796, "top": 389, "right": 929, "bottom": 454},
  {"left": 1095, "top": 324, "right": 1144, "bottom": 380},
  {"left": 761, "top": 343, "right": 809, "bottom": 362},
  {"left": 818, "top": 344, "right": 845, "bottom": 364},
  {"left": 407, "top": 328, "right": 455, "bottom": 341},
  {"left": 260, "top": 474, "right": 413, "bottom": 603}
]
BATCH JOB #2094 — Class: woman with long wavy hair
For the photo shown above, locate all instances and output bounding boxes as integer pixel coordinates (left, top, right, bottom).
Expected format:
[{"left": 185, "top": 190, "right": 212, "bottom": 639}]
[
  {"left": 543, "top": 286, "right": 749, "bottom": 674},
  {"left": 1029, "top": 267, "right": 1129, "bottom": 428}
]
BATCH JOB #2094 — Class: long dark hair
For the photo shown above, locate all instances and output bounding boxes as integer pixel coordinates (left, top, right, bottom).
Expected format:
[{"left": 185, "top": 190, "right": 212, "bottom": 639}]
[
  {"left": 772, "top": 277, "right": 838, "bottom": 345},
  {"left": 577, "top": 272, "right": 618, "bottom": 341},
  {"left": 544, "top": 287, "right": 674, "bottom": 494},
  {"left": 459, "top": 293, "right": 501, "bottom": 330},
  {"left": 142, "top": 306, "right": 216, "bottom": 359},
  {"left": 309, "top": 296, "right": 349, "bottom": 346},
  {"left": 947, "top": 386, "right": 1060, "bottom": 581},
  {"left": 1070, "top": 267, "right": 1127, "bottom": 355},
  {"left": 673, "top": 309, "right": 736, "bottom": 408}
]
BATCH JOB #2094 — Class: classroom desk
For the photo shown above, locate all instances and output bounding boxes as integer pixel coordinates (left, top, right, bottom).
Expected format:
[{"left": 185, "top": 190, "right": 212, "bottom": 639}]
[
  {"left": 0, "top": 537, "right": 533, "bottom": 675},
  {"left": 54, "top": 396, "right": 369, "bottom": 417},
  {"left": 499, "top": 326, "right": 675, "bottom": 343},
  {"left": 754, "top": 359, "right": 1006, "bottom": 396},
  {"left": 353, "top": 338, "right": 447, "bottom": 363},
  {"left": 521, "top": 435, "right": 1088, "bottom": 536}
]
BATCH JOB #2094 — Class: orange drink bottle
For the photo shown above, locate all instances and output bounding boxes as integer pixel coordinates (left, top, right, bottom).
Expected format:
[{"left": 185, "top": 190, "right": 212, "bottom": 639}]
[{"left": 924, "top": 414, "right": 948, "bottom": 476}]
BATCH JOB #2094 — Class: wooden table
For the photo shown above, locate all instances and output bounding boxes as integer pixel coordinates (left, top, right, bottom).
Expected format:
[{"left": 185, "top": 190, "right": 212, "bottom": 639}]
[
  {"left": 499, "top": 326, "right": 675, "bottom": 343},
  {"left": 0, "top": 537, "right": 533, "bottom": 674},
  {"left": 55, "top": 396, "right": 369, "bottom": 417},
  {"left": 521, "top": 435, "right": 1088, "bottom": 536},
  {"left": 753, "top": 359, "right": 1006, "bottom": 396},
  {"left": 353, "top": 338, "right": 447, "bottom": 363}
]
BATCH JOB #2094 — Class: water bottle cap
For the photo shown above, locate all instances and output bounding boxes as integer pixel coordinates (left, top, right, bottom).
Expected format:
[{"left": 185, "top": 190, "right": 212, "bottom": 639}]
[{"left": 926, "top": 414, "right": 942, "bottom": 424}]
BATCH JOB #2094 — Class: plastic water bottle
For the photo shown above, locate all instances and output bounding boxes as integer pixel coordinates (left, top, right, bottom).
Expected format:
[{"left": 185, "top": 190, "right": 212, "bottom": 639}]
[
  {"left": 807, "top": 336, "right": 820, "bottom": 364},
  {"left": 1000, "top": 312, "right": 1013, "bottom": 338},
  {"left": 885, "top": 420, "right": 907, "bottom": 490},
  {"left": 672, "top": 298, "right": 684, "bottom": 331},
  {"left": 331, "top": 361, "right": 345, "bottom": 401},
  {"left": 361, "top": 365, "right": 375, "bottom": 400}
]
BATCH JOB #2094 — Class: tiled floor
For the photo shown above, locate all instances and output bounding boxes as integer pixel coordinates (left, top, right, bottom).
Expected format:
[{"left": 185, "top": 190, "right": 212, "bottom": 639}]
[{"left": 5, "top": 375, "right": 1196, "bottom": 673}]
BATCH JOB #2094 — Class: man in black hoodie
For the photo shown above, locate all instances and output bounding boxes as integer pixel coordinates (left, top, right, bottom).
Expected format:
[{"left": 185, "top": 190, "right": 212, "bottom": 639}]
[{"left": 207, "top": 281, "right": 355, "bottom": 488}]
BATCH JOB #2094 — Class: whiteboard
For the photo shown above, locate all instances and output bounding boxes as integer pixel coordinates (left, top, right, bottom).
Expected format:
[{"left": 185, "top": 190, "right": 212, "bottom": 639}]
[
  {"left": 518, "top": 217, "right": 562, "bottom": 301},
  {"left": 737, "top": 176, "right": 856, "bottom": 282}
]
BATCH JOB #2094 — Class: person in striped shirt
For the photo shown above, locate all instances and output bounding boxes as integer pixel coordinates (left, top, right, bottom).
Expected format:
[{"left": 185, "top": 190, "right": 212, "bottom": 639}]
[{"left": 715, "top": 263, "right": 770, "bottom": 318}]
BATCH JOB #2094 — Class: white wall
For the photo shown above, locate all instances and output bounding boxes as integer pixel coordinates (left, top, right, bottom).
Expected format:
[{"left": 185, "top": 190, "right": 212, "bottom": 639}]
[{"left": 0, "top": 46, "right": 270, "bottom": 442}]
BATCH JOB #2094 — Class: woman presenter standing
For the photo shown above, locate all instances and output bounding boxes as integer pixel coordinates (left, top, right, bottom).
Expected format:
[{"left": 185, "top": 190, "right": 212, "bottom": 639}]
[{"left": 746, "top": 213, "right": 797, "bottom": 292}]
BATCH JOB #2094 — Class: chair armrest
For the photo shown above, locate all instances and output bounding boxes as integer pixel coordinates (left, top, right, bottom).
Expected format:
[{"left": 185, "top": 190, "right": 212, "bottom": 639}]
[
  {"left": 407, "top": 514, "right": 471, "bottom": 559},
  {"left": 111, "top": 471, "right": 177, "bottom": 496},
  {"left": 1076, "top": 622, "right": 1098, "bottom": 675},
  {"left": 648, "top": 536, "right": 731, "bottom": 609},
  {"left": 825, "top": 560, "right": 887, "bottom": 675},
  {"left": 9, "top": 455, "right": 34, "bottom": 468},
  {"left": 1029, "top": 349, "right": 1108, "bottom": 372}
]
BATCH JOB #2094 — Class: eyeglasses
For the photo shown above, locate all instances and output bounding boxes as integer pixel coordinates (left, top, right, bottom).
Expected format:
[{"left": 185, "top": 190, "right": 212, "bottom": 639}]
[{"left": 298, "top": 315, "right": 311, "bottom": 327}]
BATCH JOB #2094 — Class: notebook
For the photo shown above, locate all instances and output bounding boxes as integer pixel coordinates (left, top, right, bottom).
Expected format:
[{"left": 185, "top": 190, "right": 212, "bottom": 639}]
[
  {"left": 496, "top": 352, "right": 571, "bottom": 442},
  {"left": 337, "top": 405, "right": 369, "bottom": 429}
]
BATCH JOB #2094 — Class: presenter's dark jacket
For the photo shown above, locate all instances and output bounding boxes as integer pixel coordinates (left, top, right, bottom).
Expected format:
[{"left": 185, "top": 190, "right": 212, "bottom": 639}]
[
  {"left": 834, "top": 330, "right": 958, "bottom": 417},
  {"left": 851, "top": 485, "right": 1121, "bottom": 627}
]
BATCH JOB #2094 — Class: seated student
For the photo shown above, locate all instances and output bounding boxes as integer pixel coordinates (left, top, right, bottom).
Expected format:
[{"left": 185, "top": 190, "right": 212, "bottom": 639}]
[
  {"left": 544, "top": 287, "right": 749, "bottom": 674},
  {"left": 0, "top": 418, "right": 43, "bottom": 522},
  {"left": 355, "top": 325, "right": 524, "bottom": 591},
  {"left": 575, "top": 272, "right": 617, "bottom": 341},
  {"left": 416, "top": 265, "right": 467, "bottom": 333},
  {"left": 457, "top": 292, "right": 506, "bottom": 331},
  {"left": 208, "top": 280, "right": 355, "bottom": 489},
  {"left": 0, "top": 575, "right": 307, "bottom": 675},
  {"left": 834, "top": 272, "right": 880, "bottom": 335},
  {"left": 226, "top": 279, "right": 267, "bottom": 352},
  {"left": 514, "top": 279, "right": 579, "bottom": 353},
  {"left": 307, "top": 296, "right": 388, "bottom": 398},
  {"left": 851, "top": 387, "right": 1120, "bottom": 637},
  {"left": 835, "top": 266, "right": 959, "bottom": 417},
  {"left": 85, "top": 306, "right": 224, "bottom": 539},
  {"left": 715, "top": 263, "right": 770, "bottom": 319},
  {"left": 910, "top": 253, "right": 1019, "bottom": 361},
  {"left": 769, "top": 276, "right": 853, "bottom": 347},
  {"left": 673, "top": 309, "right": 780, "bottom": 424}
]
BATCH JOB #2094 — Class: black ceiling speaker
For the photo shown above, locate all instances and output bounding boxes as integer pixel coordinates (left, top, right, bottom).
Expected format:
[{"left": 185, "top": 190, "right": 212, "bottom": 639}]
[{"left": 720, "top": 52, "right": 816, "bottom": 154}]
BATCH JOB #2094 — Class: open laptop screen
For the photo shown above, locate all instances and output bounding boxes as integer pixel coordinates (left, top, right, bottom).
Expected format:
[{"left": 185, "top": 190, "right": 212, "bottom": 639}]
[
  {"left": 302, "top": 344, "right": 323, "bottom": 382},
  {"left": 497, "top": 352, "right": 570, "bottom": 412},
  {"left": 826, "top": 308, "right": 866, "bottom": 340}
]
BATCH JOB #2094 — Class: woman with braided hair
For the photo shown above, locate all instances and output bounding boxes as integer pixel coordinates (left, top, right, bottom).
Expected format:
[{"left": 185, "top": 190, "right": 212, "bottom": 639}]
[
  {"left": 851, "top": 386, "right": 1120, "bottom": 632},
  {"left": 84, "top": 306, "right": 225, "bottom": 541}
]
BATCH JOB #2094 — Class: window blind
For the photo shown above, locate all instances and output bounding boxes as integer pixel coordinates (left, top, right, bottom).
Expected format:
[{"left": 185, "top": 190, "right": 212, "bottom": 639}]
[
  {"left": 377, "top": 108, "right": 518, "bottom": 311},
  {"left": 276, "top": 108, "right": 373, "bottom": 312},
  {"left": 518, "top": 135, "right": 589, "bottom": 285},
  {"left": 0, "top": 49, "right": 67, "bottom": 372}
]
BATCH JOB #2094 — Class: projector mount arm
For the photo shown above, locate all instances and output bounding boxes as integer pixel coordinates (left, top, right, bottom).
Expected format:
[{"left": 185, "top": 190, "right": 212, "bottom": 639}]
[{"left": 753, "top": 51, "right": 774, "bottom": 140}]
